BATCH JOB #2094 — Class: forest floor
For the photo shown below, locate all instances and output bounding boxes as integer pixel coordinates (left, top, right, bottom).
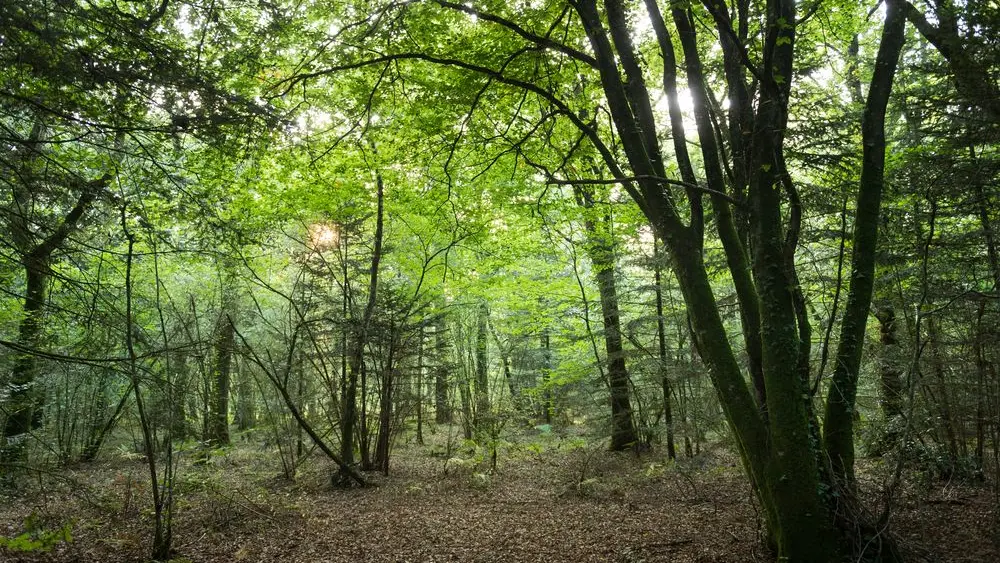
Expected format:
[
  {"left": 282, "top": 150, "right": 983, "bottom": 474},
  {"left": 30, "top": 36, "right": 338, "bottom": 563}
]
[{"left": 0, "top": 430, "right": 997, "bottom": 563}]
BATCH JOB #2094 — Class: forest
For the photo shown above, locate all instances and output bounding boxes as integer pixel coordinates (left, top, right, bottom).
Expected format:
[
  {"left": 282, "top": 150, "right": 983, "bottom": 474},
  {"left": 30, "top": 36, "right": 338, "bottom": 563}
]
[{"left": 0, "top": 0, "right": 998, "bottom": 562}]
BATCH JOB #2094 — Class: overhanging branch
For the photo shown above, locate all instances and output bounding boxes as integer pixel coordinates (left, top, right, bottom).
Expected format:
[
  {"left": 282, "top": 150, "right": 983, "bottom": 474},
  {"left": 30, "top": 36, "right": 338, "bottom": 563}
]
[{"left": 546, "top": 175, "right": 744, "bottom": 207}]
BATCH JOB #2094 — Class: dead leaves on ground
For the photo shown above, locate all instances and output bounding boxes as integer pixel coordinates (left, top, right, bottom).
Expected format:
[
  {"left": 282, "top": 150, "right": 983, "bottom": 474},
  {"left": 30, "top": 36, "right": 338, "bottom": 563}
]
[{"left": 0, "top": 443, "right": 996, "bottom": 562}]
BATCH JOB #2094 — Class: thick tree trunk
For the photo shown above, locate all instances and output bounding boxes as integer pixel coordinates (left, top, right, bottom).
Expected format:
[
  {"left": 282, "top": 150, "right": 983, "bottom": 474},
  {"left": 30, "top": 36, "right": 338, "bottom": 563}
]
[{"left": 1, "top": 260, "right": 48, "bottom": 463}]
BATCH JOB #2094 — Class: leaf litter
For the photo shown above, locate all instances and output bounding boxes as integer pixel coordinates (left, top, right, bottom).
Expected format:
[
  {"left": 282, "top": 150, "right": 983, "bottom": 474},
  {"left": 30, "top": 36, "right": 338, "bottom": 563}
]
[{"left": 0, "top": 440, "right": 996, "bottom": 562}]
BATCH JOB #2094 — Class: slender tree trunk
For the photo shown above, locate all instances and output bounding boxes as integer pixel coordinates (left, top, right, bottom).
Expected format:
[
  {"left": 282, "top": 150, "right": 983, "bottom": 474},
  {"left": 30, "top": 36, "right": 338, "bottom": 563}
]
[
  {"left": 473, "top": 301, "right": 490, "bottom": 429},
  {"left": 359, "top": 359, "right": 372, "bottom": 469},
  {"left": 121, "top": 208, "right": 171, "bottom": 561},
  {"left": 374, "top": 323, "right": 396, "bottom": 474},
  {"left": 540, "top": 329, "right": 553, "bottom": 425},
  {"left": 341, "top": 164, "right": 385, "bottom": 471},
  {"left": 825, "top": 0, "right": 907, "bottom": 489},
  {"left": 434, "top": 319, "right": 451, "bottom": 424},
  {"left": 416, "top": 325, "right": 424, "bottom": 444},
  {"left": 296, "top": 350, "right": 306, "bottom": 458},
  {"left": 653, "top": 239, "right": 676, "bottom": 460},
  {"left": 973, "top": 302, "right": 989, "bottom": 466},
  {"left": 573, "top": 185, "right": 637, "bottom": 450}
]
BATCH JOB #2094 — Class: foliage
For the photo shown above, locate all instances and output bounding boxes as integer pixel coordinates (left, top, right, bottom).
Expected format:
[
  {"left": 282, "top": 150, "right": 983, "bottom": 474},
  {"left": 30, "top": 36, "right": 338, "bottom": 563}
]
[{"left": 0, "top": 512, "right": 73, "bottom": 553}]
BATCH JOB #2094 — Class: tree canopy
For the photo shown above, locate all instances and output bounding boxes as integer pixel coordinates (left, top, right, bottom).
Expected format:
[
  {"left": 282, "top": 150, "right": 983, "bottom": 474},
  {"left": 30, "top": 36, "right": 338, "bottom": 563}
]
[{"left": 1, "top": 1, "right": 998, "bottom": 562}]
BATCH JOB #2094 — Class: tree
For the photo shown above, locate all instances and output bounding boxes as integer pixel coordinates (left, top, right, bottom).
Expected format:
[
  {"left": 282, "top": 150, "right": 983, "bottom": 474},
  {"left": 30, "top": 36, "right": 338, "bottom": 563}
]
[
  {"left": 273, "top": 0, "right": 916, "bottom": 558},
  {"left": 573, "top": 185, "right": 639, "bottom": 450}
]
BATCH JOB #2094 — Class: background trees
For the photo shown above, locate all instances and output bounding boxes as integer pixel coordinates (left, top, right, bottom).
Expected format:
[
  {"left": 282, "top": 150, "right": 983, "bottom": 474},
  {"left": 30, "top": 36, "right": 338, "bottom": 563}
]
[{"left": 1, "top": 1, "right": 998, "bottom": 561}]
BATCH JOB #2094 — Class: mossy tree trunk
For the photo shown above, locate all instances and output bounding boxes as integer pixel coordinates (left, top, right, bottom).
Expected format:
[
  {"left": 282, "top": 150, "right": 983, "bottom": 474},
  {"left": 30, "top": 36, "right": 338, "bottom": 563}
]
[
  {"left": 824, "top": 0, "right": 907, "bottom": 492},
  {"left": 572, "top": 0, "right": 906, "bottom": 558},
  {"left": 2, "top": 172, "right": 105, "bottom": 465}
]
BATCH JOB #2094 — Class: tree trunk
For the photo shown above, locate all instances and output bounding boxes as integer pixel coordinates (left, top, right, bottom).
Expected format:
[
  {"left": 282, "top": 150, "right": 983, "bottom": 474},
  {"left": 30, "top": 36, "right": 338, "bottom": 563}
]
[
  {"left": 415, "top": 325, "right": 424, "bottom": 444},
  {"left": 434, "top": 318, "right": 452, "bottom": 424},
  {"left": 473, "top": 301, "right": 490, "bottom": 429},
  {"left": 540, "top": 329, "right": 553, "bottom": 425},
  {"left": 207, "top": 311, "right": 234, "bottom": 447},
  {"left": 234, "top": 361, "right": 256, "bottom": 432},
  {"left": 374, "top": 323, "right": 396, "bottom": 474},
  {"left": 574, "top": 185, "right": 637, "bottom": 450},
  {"left": 824, "top": 0, "right": 906, "bottom": 489},
  {"left": 973, "top": 302, "right": 989, "bottom": 466},
  {"left": 1, "top": 259, "right": 49, "bottom": 463},
  {"left": 457, "top": 322, "right": 474, "bottom": 440},
  {"left": 341, "top": 163, "right": 385, "bottom": 471},
  {"left": 653, "top": 239, "right": 676, "bottom": 460},
  {"left": 2, "top": 175, "right": 103, "bottom": 464},
  {"left": 875, "top": 307, "right": 904, "bottom": 430},
  {"left": 359, "top": 358, "right": 372, "bottom": 469}
]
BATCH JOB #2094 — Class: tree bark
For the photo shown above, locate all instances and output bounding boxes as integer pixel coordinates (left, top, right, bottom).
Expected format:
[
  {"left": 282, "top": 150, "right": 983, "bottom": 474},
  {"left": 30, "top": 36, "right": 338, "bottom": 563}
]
[
  {"left": 374, "top": 322, "right": 396, "bottom": 475},
  {"left": 207, "top": 310, "right": 234, "bottom": 446},
  {"left": 875, "top": 307, "right": 904, "bottom": 420},
  {"left": 540, "top": 329, "right": 553, "bottom": 425}
]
